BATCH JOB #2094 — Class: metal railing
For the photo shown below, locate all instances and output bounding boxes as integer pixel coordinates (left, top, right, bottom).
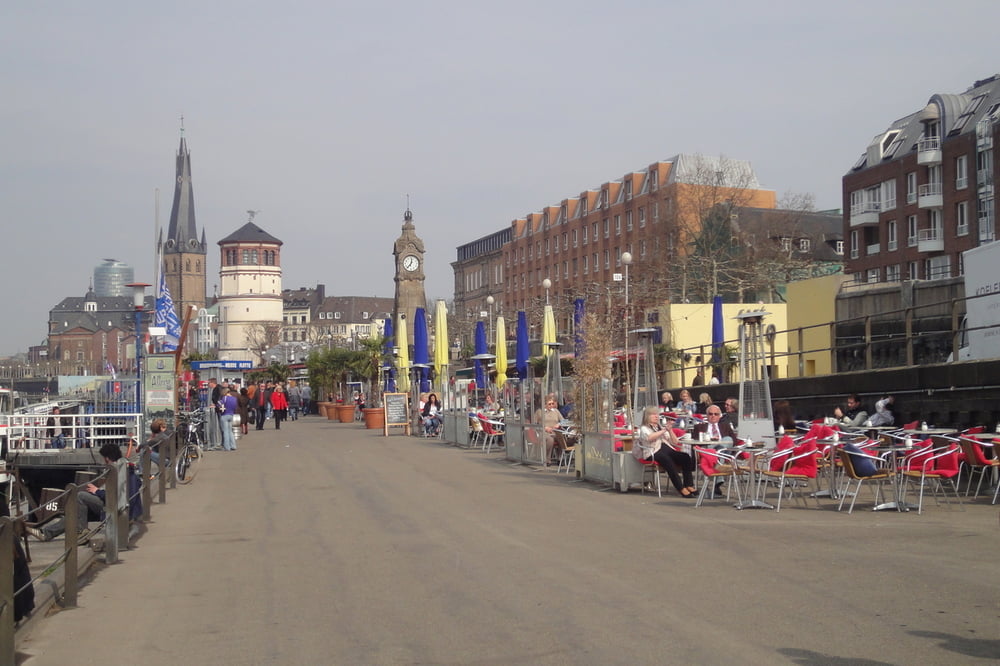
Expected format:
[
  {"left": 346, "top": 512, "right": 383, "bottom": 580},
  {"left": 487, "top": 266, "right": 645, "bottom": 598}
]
[{"left": 4, "top": 412, "right": 143, "bottom": 451}]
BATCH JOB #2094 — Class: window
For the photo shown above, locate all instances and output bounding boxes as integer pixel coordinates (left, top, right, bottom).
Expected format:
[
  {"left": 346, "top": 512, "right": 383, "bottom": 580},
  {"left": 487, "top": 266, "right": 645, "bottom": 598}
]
[
  {"left": 640, "top": 239, "right": 647, "bottom": 257},
  {"left": 638, "top": 207, "right": 646, "bottom": 227},
  {"left": 781, "top": 237, "right": 792, "bottom": 252},
  {"left": 908, "top": 261, "right": 919, "bottom": 280},
  {"left": 593, "top": 222, "right": 599, "bottom": 240},
  {"left": 649, "top": 169, "right": 658, "bottom": 191},
  {"left": 592, "top": 253, "right": 598, "bottom": 272},
  {"left": 867, "top": 268, "right": 880, "bottom": 284},
  {"left": 582, "top": 226, "right": 588, "bottom": 244},
  {"left": 563, "top": 261, "right": 569, "bottom": 279},
  {"left": 562, "top": 232, "right": 568, "bottom": 250},
  {"left": 625, "top": 210, "right": 633, "bottom": 231},
  {"left": 927, "top": 255, "right": 951, "bottom": 280},
  {"left": 957, "top": 201, "right": 969, "bottom": 235},
  {"left": 624, "top": 180, "right": 632, "bottom": 200},
  {"left": 582, "top": 255, "right": 589, "bottom": 274},
  {"left": 881, "top": 179, "right": 896, "bottom": 211},
  {"left": 950, "top": 94, "right": 986, "bottom": 135},
  {"left": 887, "top": 220, "right": 898, "bottom": 251},
  {"left": 652, "top": 202, "right": 659, "bottom": 223},
  {"left": 887, "top": 264, "right": 901, "bottom": 282},
  {"left": 614, "top": 215, "right": 621, "bottom": 235},
  {"left": 834, "top": 240, "right": 844, "bottom": 255},
  {"left": 334, "top": 312, "right": 342, "bottom": 319},
  {"left": 907, "top": 172, "right": 917, "bottom": 204},
  {"left": 572, "top": 258, "right": 577, "bottom": 276},
  {"left": 545, "top": 238, "right": 550, "bottom": 255},
  {"left": 980, "top": 197, "right": 996, "bottom": 242},
  {"left": 798, "top": 238, "right": 811, "bottom": 252},
  {"left": 572, "top": 229, "right": 578, "bottom": 247},
  {"left": 956, "top": 155, "right": 968, "bottom": 189},
  {"left": 603, "top": 250, "right": 610, "bottom": 269},
  {"left": 850, "top": 230, "right": 859, "bottom": 259},
  {"left": 579, "top": 196, "right": 587, "bottom": 216},
  {"left": 615, "top": 247, "right": 621, "bottom": 266},
  {"left": 603, "top": 218, "right": 610, "bottom": 238},
  {"left": 907, "top": 215, "right": 918, "bottom": 246}
]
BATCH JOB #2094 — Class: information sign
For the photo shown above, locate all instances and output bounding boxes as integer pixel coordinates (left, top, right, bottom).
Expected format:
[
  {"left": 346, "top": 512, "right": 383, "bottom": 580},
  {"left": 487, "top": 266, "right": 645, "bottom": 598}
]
[{"left": 383, "top": 392, "right": 410, "bottom": 436}]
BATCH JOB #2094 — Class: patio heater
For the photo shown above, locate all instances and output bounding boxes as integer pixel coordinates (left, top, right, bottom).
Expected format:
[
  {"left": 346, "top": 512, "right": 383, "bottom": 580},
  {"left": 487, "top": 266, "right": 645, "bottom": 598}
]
[
  {"left": 630, "top": 328, "right": 658, "bottom": 425},
  {"left": 735, "top": 309, "right": 775, "bottom": 447},
  {"left": 543, "top": 342, "right": 563, "bottom": 405},
  {"left": 470, "top": 352, "right": 496, "bottom": 405}
]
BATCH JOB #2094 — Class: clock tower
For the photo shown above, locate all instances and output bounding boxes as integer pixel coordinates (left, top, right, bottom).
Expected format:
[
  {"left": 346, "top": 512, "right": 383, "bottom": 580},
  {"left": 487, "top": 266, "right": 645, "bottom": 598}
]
[{"left": 392, "top": 207, "right": 426, "bottom": 348}]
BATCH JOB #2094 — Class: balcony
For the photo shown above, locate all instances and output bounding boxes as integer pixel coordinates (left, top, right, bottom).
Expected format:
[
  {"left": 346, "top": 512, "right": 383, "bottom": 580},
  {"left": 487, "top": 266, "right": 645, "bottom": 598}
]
[
  {"left": 866, "top": 243, "right": 881, "bottom": 256},
  {"left": 917, "top": 136, "right": 942, "bottom": 165},
  {"left": 888, "top": 239, "right": 898, "bottom": 251},
  {"left": 978, "top": 168, "right": 994, "bottom": 195},
  {"left": 917, "top": 228, "right": 943, "bottom": 253},
  {"left": 849, "top": 201, "right": 880, "bottom": 227},
  {"left": 918, "top": 182, "right": 943, "bottom": 208}
]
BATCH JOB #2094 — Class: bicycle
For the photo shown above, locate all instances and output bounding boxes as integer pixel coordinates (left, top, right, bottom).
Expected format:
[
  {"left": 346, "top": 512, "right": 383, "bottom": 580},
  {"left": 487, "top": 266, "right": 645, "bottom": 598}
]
[{"left": 175, "top": 411, "right": 206, "bottom": 484}]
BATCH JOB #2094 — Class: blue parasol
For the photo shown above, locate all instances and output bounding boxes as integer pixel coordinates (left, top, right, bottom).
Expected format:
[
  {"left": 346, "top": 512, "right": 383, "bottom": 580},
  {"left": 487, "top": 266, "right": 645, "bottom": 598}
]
[
  {"left": 413, "top": 307, "right": 430, "bottom": 392},
  {"left": 574, "top": 298, "right": 585, "bottom": 358},
  {"left": 382, "top": 317, "right": 396, "bottom": 392},
  {"left": 711, "top": 295, "right": 724, "bottom": 366},
  {"left": 473, "top": 320, "right": 488, "bottom": 388},
  {"left": 516, "top": 310, "right": 529, "bottom": 380}
]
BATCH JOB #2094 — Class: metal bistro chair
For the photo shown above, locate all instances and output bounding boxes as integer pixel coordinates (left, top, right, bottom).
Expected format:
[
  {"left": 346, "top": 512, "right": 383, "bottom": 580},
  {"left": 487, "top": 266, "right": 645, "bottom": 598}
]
[
  {"left": 836, "top": 447, "right": 894, "bottom": 514},
  {"left": 479, "top": 416, "right": 505, "bottom": 454},
  {"left": 900, "top": 441, "right": 964, "bottom": 514},
  {"left": 758, "top": 439, "right": 821, "bottom": 512},
  {"left": 693, "top": 447, "right": 745, "bottom": 507},
  {"left": 637, "top": 458, "right": 662, "bottom": 498},
  {"left": 554, "top": 429, "right": 577, "bottom": 474},
  {"left": 955, "top": 436, "right": 999, "bottom": 498},
  {"left": 469, "top": 414, "right": 485, "bottom": 449}
]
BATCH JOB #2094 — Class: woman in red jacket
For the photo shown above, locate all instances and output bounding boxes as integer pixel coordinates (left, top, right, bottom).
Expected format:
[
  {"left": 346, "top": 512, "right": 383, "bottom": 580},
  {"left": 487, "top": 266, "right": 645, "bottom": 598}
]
[{"left": 271, "top": 385, "right": 289, "bottom": 430}]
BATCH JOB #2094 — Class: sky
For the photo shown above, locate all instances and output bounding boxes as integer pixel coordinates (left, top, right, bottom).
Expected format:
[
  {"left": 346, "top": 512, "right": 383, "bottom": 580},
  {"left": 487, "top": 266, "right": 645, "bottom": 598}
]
[{"left": 2, "top": 1, "right": 999, "bottom": 356}]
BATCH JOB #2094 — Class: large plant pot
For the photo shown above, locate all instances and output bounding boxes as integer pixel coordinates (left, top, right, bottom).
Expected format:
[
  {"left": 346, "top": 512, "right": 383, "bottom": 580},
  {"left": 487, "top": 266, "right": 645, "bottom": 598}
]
[
  {"left": 336, "top": 403, "right": 355, "bottom": 423},
  {"left": 363, "top": 407, "right": 385, "bottom": 430},
  {"left": 324, "top": 403, "right": 339, "bottom": 420}
]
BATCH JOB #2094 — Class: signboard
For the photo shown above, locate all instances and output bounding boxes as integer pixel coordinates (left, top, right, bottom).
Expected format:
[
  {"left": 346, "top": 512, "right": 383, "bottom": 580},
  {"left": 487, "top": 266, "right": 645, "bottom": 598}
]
[
  {"left": 190, "top": 360, "right": 253, "bottom": 370},
  {"left": 383, "top": 392, "right": 410, "bottom": 436},
  {"left": 144, "top": 353, "right": 177, "bottom": 424}
]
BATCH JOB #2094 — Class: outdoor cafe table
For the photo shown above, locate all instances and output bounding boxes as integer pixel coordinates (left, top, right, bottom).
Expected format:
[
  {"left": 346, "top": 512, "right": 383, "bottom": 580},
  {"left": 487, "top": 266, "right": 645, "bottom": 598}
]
[
  {"left": 726, "top": 443, "right": 774, "bottom": 510},
  {"left": 871, "top": 442, "right": 920, "bottom": 512},
  {"left": 900, "top": 427, "right": 958, "bottom": 437}
]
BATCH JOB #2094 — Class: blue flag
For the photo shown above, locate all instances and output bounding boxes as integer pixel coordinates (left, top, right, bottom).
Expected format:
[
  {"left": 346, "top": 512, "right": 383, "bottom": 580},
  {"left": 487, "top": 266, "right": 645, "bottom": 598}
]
[{"left": 156, "top": 269, "right": 182, "bottom": 351}]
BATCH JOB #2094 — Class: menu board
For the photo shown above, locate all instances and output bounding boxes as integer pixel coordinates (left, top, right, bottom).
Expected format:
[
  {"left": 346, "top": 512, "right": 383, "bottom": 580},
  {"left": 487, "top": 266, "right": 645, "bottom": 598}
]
[{"left": 383, "top": 393, "right": 410, "bottom": 436}]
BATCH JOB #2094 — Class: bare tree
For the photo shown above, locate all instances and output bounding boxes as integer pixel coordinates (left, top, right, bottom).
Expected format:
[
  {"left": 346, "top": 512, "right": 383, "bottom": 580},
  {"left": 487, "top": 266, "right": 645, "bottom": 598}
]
[{"left": 244, "top": 321, "right": 283, "bottom": 362}]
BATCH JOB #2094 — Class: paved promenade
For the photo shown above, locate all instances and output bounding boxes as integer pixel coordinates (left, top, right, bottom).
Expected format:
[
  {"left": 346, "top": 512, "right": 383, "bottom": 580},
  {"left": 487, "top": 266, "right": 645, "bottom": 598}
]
[{"left": 16, "top": 415, "right": 1000, "bottom": 664}]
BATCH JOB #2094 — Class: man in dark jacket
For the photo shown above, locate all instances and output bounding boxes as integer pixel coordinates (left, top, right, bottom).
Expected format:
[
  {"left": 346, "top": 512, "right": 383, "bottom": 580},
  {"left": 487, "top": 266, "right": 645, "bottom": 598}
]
[{"left": 254, "top": 381, "right": 271, "bottom": 430}]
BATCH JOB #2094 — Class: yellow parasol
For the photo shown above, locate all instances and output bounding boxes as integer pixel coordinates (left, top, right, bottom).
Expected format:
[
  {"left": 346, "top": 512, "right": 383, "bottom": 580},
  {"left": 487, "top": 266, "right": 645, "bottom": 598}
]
[
  {"left": 395, "top": 313, "right": 410, "bottom": 393},
  {"left": 542, "top": 304, "right": 556, "bottom": 357},
  {"left": 495, "top": 315, "right": 507, "bottom": 389},
  {"left": 434, "top": 299, "right": 449, "bottom": 393}
]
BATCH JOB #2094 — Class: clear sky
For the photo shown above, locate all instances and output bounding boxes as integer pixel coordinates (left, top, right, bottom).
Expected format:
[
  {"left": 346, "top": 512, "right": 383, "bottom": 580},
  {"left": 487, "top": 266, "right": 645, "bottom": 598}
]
[{"left": 2, "top": 1, "right": 998, "bottom": 356}]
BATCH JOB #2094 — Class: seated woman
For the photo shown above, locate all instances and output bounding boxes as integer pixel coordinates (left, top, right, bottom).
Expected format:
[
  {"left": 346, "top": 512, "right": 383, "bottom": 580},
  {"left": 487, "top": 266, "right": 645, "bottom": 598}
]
[
  {"left": 421, "top": 393, "right": 443, "bottom": 436},
  {"left": 675, "top": 389, "right": 696, "bottom": 414},
  {"left": 658, "top": 391, "right": 675, "bottom": 410},
  {"left": 696, "top": 392, "right": 714, "bottom": 415},
  {"left": 633, "top": 406, "right": 697, "bottom": 497}
]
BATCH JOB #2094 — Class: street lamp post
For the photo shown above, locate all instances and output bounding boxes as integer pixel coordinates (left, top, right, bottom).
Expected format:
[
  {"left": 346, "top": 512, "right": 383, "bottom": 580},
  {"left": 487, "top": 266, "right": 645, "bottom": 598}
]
[
  {"left": 486, "top": 295, "right": 495, "bottom": 349},
  {"left": 541, "top": 278, "right": 551, "bottom": 305},
  {"left": 125, "top": 282, "right": 150, "bottom": 415}
]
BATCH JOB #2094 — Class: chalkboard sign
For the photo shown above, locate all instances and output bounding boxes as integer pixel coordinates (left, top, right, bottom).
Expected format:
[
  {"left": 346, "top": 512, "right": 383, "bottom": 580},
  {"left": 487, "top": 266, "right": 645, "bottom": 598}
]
[{"left": 383, "top": 393, "right": 410, "bottom": 436}]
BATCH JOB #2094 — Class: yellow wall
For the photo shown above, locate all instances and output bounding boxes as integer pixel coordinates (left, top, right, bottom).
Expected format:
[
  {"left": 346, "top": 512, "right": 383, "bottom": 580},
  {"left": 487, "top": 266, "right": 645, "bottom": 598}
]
[
  {"left": 656, "top": 302, "right": 787, "bottom": 389},
  {"left": 784, "top": 273, "right": 849, "bottom": 377}
]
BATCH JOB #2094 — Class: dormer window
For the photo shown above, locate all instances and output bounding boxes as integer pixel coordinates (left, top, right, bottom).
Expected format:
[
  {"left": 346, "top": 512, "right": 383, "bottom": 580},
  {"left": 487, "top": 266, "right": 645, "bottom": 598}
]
[
  {"left": 799, "top": 239, "right": 811, "bottom": 252},
  {"left": 334, "top": 312, "right": 342, "bottom": 319}
]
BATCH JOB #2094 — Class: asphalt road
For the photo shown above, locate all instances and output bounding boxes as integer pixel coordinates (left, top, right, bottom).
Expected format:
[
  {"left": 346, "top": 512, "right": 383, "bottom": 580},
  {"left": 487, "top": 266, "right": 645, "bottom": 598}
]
[{"left": 17, "top": 417, "right": 1000, "bottom": 664}]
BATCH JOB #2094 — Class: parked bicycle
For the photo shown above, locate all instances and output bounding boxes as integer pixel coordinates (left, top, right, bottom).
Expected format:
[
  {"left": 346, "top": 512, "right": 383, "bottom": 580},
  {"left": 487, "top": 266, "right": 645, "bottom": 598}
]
[{"left": 175, "top": 411, "right": 205, "bottom": 484}]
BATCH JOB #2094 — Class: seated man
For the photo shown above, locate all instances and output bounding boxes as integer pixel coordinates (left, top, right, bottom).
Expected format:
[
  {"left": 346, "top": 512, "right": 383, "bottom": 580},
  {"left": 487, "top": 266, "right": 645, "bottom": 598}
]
[
  {"left": 692, "top": 406, "right": 735, "bottom": 447},
  {"left": 834, "top": 393, "right": 869, "bottom": 428},
  {"left": 868, "top": 395, "right": 895, "bottom": 427},
  {"left": 25, "top": 443, "right": 123, "bottom": 544},
  {"left": 533, "top": 395, "right": 563, "bottom": 463}
]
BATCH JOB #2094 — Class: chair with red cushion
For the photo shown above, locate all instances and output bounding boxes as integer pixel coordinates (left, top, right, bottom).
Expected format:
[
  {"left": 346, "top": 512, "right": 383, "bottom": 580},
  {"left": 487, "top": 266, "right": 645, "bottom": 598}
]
[
  {"left": 637, "top": 458, "right": 662, "bottom": 498},
  {"left": 837, "top": 447, "right": 894, "bottom": 514},
  {"left": 768, "top": 434, "right": 798, "bottom": 472},
  {"left": 962, "top": 426, "right": 985, "bottom": 435},
  {"left": 693, "top": 447, "right": 745, "bottom": 507},
  {"left": 759, "top": 439, "right": 820, "bottom": 511},
  {"left": 901, "top": 444, "right": 964, "bottom": 514},
  {"left": 956, "top": 436, "right": 999, "bottom": 497},
  {"left": 479, "top": 416, "right": 505, "bottom": 454},
  {"left": 902, "top": 420, "right": 920, "bottom": 431}
]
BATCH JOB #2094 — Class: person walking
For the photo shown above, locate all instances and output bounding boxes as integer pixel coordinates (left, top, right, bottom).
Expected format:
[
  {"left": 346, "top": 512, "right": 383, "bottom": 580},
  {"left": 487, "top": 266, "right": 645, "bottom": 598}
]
[
  {"left": 271, "top": 385, "right": 289, "bottom": 430},
  {"left": 254, "top": 381, "right": 269, "bottom": 430},
  {"left": 287, "top": 380, "right": 303, "bottom": 421},
  {"left": 218, "top": 387, "right": 238, "bottom": 451},
  {"left": 237, "top": 387, "right": 251, "bottom": 435}
]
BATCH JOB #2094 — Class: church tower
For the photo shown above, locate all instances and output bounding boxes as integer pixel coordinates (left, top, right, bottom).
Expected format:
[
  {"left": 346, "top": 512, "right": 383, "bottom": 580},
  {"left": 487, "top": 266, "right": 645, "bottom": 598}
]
[
  {"left": 392, "top": 208, "right": 427, "bottom": 348},
  {"left": 162, "top": 132, "right": 207, "bottom": 317}
]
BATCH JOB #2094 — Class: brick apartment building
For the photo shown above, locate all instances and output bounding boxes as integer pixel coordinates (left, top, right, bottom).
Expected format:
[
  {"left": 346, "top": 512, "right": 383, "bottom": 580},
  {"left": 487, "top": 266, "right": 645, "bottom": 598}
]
[
  {"left": 843, "top": 75, "right": 1000, "bottom": 283},
  {"left": 452, "top": 154, "right": 779, "bottom": 342}
]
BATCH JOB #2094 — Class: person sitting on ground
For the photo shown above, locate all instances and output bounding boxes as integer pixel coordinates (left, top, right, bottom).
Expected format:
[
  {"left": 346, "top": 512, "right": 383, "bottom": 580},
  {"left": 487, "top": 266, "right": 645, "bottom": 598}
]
[
  {"left": 833, "top": 393, "right": 869, "bottom": 428},
  {"left": 26, "top": 443, "right": 123, "bottom": 544},
  {"left": 533, "top": 395, "right": 563, "bottom": 463},
  {"left": 692, "top": 405, "right": 736, "bottom": 445},
  {"left": 869, "top": 395, "right": 895, "bottom": 426},
  {"left": 696, "top": 392, "right": 714, "bottom": 415},
  {"left": 633, "top": 406, "right": 697, "bottom": 497},
  {"left": 675, "top": 389, "right": 697, "bottom": 414},
  {"left": 421, "top": 393, "right": 443, "bottom": 436}
]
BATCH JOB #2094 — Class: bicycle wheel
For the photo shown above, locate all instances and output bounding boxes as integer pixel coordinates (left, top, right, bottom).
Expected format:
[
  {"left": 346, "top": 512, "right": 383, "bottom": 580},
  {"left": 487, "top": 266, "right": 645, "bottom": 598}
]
[{"left": 176, "top": 443, "right": 202, "bottom": 484}]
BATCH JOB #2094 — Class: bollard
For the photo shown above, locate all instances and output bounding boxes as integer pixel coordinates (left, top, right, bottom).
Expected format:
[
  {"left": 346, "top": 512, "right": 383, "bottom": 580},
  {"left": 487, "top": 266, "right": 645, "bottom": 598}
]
[
  {"left": 64, "top": 484, "right": 80, "bottom": 606},
  {"left": 104, "top": 464, "right": 119, "bottom": 564},
  {"left": 141, "top": 447, "right": 152, "bottom": 522}
]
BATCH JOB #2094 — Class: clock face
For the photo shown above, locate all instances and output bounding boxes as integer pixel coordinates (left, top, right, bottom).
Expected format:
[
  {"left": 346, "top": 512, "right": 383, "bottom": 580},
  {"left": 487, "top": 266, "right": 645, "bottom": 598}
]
[{"left": 402, "top": 255, "right": 419, "bottom": 272}]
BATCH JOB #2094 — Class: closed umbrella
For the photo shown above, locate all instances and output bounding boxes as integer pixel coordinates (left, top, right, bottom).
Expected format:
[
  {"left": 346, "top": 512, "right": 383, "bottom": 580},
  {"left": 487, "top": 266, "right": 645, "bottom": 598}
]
[
  {"left": 396, "top": 313, "right": 410, "bottom": 393},
  {"left": 495, "top": 315, "right": 507, "bottom": 389},
  {"left": 434, "top": 299, "right": 449, "bottom": 394},
  {"left": 382, "top": 317, "right": 396, "bottom": 393},
  {"left": 542, "top": 304, "right": 556, "bottom": 357},
  {"left": 516, "top": 310, "right": 529, "bottom": 380},
  {"left": 573, "top": 298, "right": 585, "bottom": 358},
  {"left": 473, "top": 320, "right": 488, "bottom": 389},
  {"left": 413, "top": 307, "right": 430, "bottom": 393}
]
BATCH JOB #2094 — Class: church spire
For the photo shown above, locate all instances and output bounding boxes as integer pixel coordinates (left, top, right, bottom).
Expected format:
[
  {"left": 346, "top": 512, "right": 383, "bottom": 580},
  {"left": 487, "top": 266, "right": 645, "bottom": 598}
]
[{"left": 165, "top": 134, "right": 203, "bottom": 255}]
